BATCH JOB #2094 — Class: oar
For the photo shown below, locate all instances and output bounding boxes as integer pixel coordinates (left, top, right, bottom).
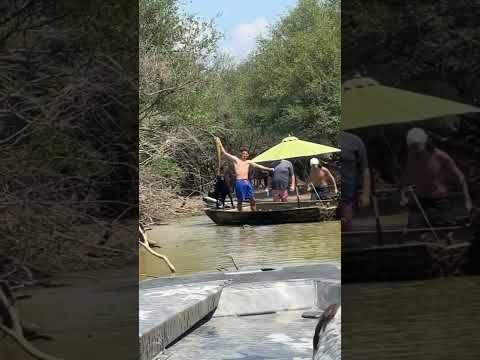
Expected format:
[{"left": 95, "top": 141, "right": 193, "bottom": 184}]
[
  {"left": 370, "top": 168, "right": 384, "bottom": 246},
  {"left": 310, "top": 182, "right": 321, "bottom": 200},
  {"left": 295, "top": 183, "right": 301, "bottom": 207},
  {"left": 215, "top": 136, "right": 222, "bottom": 175},
  {"left": 407, "top": 185, "right": 440, "bottom": 242}
]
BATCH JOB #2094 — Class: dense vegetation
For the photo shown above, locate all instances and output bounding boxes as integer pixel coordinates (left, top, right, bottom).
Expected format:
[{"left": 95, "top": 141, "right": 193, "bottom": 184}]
[
  {"left": 1, "top": 1, "right": 138, "bottom": 282},
  {"left": 342, "top": 0, "right": 480, "bottom": 185},
  {"left": 140, "top": 0, "right": 341, "bottom": 221}
]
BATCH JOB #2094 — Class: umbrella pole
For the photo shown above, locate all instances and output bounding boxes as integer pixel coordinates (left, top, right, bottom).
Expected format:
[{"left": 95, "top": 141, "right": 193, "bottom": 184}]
[{"left": 370, "top": 168, "right": 383, "bottom": 246}]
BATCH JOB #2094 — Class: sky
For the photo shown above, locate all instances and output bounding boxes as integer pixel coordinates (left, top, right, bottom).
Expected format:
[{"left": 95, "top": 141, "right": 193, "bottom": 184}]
[{"left": 182, "top": 0, "right": 298, "bottom": 61}]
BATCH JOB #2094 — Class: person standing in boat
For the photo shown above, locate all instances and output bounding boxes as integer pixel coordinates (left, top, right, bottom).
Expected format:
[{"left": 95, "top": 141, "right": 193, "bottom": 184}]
[
  {"left": 400, "top": 127, "right": 472, "bottom": 227},
  {"left": 216, "top": 138, "right": 274, "bottom": 211},
  {"left": 338, "top": 131, "right": 371, "bottom": 230},
  {"left": 307, "top": 158, "right": 338, "bottom": 200},
  {"left": 270, "top": 159, "right": 296, "bottom": 202}
]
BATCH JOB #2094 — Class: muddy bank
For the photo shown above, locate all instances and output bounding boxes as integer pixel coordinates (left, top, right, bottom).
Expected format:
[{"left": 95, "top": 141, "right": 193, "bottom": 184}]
[
  {"left": 140, "top": 190, "right": 205, "bottom": 225},
  {"left": 2, "top": 219, "right": 138, "bottom": 289},
  {"left": 0, "top": 267, "right": 138, "bottom": 360}
]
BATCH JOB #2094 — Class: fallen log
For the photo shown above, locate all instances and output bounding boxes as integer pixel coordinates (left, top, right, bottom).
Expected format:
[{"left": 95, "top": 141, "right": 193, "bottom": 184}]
[
  {"left": 139, "top": 226, "right": 176, "bottom": 273},
  {"left": 0, "top": 282, "right": 62, "bottom": 360}
]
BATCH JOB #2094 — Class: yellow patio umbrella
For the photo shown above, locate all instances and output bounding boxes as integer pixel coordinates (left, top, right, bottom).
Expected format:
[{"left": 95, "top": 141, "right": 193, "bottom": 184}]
[
  {"left": 342, "top": 76, "right": 480, "bottom": 130},
  {"left": 251, "top": 136, "right": 340, "bottom": 163},
  {"left": 342, "top": 76, "right": 480, "bottom": 242}
]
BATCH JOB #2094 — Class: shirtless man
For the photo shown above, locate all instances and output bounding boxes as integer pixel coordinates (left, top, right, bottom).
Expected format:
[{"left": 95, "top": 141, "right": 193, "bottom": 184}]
[
  {"left": 400, "top": 127, "right": 472, "bottom": 227},
  {"left": 307, "top": 158, "right": 338, "bottom": 200},
  {"left": 216, "top": 138, "right": 274, "bottom": 211}
]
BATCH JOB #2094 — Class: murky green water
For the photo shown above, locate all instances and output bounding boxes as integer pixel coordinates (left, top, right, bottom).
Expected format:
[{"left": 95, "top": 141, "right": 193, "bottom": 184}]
[
  {"left": 138, "top": 215, "right": 480, "bottom": 359},
  {"left": 140, "top": 215, "right": 340, "bottom": 277},
  {"left": 343, "top": 276, "right": 480, "bottom": 359}
]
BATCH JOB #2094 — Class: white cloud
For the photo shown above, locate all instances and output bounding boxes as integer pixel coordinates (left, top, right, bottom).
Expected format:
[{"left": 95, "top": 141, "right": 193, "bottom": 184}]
[{"left": 223, "top": 17, "right": 269, "bottom": 61}]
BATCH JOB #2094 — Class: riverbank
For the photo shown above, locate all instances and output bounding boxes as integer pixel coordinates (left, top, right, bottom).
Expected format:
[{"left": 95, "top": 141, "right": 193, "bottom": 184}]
[
  {"left": 1, "top": 267, "right": 138, "bottom": 360},
  {"left": 140, "top": 189, "right": 204, "bottom": 225},
  {"left": 2, "top": 219, "right": 138, "bottom": 289}
]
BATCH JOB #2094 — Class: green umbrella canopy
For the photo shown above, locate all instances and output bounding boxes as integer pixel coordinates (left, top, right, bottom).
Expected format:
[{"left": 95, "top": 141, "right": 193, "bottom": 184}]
[
  {"left": 251, "top": 136, "right": 340, "bottom": 163},
  {"left": 342, "top": 77, "right": 480, "bottom": 130}
]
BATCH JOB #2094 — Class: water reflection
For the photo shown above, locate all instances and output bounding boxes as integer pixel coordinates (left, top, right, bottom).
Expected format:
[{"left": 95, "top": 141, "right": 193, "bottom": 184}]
[{"left": 140, "top": 216, "right": 340, "bottom": 278}]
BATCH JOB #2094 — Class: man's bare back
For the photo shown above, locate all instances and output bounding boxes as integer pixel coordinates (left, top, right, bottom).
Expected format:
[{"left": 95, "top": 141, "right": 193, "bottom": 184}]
[
  {"left": 404, "top": 148, "right": 453, "bottom": 198},
  {"left": 310, "top": 167, "right": 329, "bottom": 187},
  {"left": 401, "top": 127, "right": 472, "bottom": 216},
  {"left": 308, "top": 165, "right": 338, "bottom": 192}
]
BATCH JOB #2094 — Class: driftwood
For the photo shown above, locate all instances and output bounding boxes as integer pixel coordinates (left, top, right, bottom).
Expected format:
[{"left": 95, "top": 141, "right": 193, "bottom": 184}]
[
  {"left": 138, "top": 226, "right": 176, "bottom": 273},
  {"left": 0, "top": 282, "right": 63, "bottom": 360},
  {"left": 226, "top": 255, "right": 239, "bottom": 270}
]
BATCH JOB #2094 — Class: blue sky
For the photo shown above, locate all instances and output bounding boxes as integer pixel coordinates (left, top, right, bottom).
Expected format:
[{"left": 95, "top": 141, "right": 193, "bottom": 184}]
[{"left": 181, "top": 0, "right": 298, "bottom": 60}]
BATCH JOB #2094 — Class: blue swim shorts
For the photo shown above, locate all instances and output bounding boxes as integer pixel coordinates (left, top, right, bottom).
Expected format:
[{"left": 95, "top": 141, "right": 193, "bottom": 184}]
[{"left": 234, "top": 179, "right": 254, "bottom": 201}]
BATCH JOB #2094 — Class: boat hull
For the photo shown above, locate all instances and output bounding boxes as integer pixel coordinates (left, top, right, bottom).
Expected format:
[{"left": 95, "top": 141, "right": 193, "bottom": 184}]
[
  {"left": 205, "top": 205, "right": 336, "bottom": 226},
  {"left": 342, "top": 225, "right": 472, "bottom": 282}
]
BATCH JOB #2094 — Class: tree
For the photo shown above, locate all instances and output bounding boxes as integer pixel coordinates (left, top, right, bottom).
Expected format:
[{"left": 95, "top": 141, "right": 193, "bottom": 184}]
[{"left": 231, "top": 0, "right": 340, "bottom": 145}]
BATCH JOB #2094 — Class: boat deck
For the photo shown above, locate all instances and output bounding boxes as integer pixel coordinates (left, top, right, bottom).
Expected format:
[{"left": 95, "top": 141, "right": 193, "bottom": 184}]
[
  {"left": 140, "top": 263, "right": 340, "bottom": 289},
  {"left": 156, "top": 310, "right": 316, "bottom": 360},
  {"left": 140, "top": 263, "right": 340, "bottom": 360}
]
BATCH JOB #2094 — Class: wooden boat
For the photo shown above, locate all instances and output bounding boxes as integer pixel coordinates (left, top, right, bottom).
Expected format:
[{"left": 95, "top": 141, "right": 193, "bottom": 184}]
[
  {"left": 342, "top": 222, "right": 473, "bottom": 283},
  {"left": 254, "top": 186, "right": 309, "bottom": 199},
  {"left": 203, "top": 191, "right": 338, "bottom": 209},
  {"left": 356, "top": 187, "right": 471, "bottom": 218},
  {"left": 205, "top": 202, "right": 337, "bottom": 226}
]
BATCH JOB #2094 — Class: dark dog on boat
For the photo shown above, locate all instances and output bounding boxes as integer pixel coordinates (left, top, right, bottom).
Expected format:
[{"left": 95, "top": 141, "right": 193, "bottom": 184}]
[
  {"left": 209, "top": 166, "right": 234, "bottom": 208},
  {"left": 313, "top": 303, "right": 340, "bottom": 357}
]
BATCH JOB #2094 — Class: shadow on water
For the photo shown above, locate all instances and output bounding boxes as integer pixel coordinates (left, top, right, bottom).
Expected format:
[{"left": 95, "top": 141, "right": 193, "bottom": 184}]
[
  {"left": 140, "top": 216, "right": 340, "bottom": 278},
  {"left": 343, "top": 276, "right": 480, "bottom": 359}
]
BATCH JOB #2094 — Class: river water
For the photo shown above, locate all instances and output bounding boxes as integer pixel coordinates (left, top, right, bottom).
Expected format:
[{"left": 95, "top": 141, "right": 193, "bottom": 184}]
[
  {"left": 139, "top": 216, "right": 480, "bottom": 359},
  {"left": 140, "top": 215, "right": 340, "bottom": 278},
  {"left": 343, "top": 275, "right": 480, "bottom": 359}
]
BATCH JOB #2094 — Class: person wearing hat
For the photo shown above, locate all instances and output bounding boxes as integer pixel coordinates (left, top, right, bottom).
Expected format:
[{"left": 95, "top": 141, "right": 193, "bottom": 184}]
[
  {"left": 400, "top": 127, "right": 472, "bottom": 227},
  {"left": 307, "top": 158, "right": 338, "bottom": 200}
]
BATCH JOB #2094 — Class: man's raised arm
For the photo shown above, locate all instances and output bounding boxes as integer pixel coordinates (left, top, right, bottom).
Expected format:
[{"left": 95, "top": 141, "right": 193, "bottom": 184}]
[
  {"left": 216, "top": 137, "right": 238, "bottom": 162},
  {"left": 249, "top": 162, "right": 274, "bottom": 172},
  {"left": 442, "top": 151, "right": 472, "bottom": 213},
  {"left": 322, "top": 167, "right": 338, "bottom": 194}
]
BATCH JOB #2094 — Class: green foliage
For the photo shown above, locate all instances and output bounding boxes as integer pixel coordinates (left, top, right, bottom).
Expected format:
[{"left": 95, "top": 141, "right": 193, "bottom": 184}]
[
  {"left": 140, "top": 0, "right": 341, "bottom": 196},
  {"left": 139, "top": 0, "right": 221, "bottom": 124},
  {"left": 342, "top": 0, "right": 480, "bottom": 91},
  {"left": 230, "top": 0, "right": 340, "bottom": 145}
]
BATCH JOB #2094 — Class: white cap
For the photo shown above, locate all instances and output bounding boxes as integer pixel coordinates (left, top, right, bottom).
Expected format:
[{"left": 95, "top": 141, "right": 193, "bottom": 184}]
[
  {"left": 310, "top": 158, "right": 320, "bottom": 166},
  {"left": 406, "top": 127, "right": 428, "bottom": 146}
]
